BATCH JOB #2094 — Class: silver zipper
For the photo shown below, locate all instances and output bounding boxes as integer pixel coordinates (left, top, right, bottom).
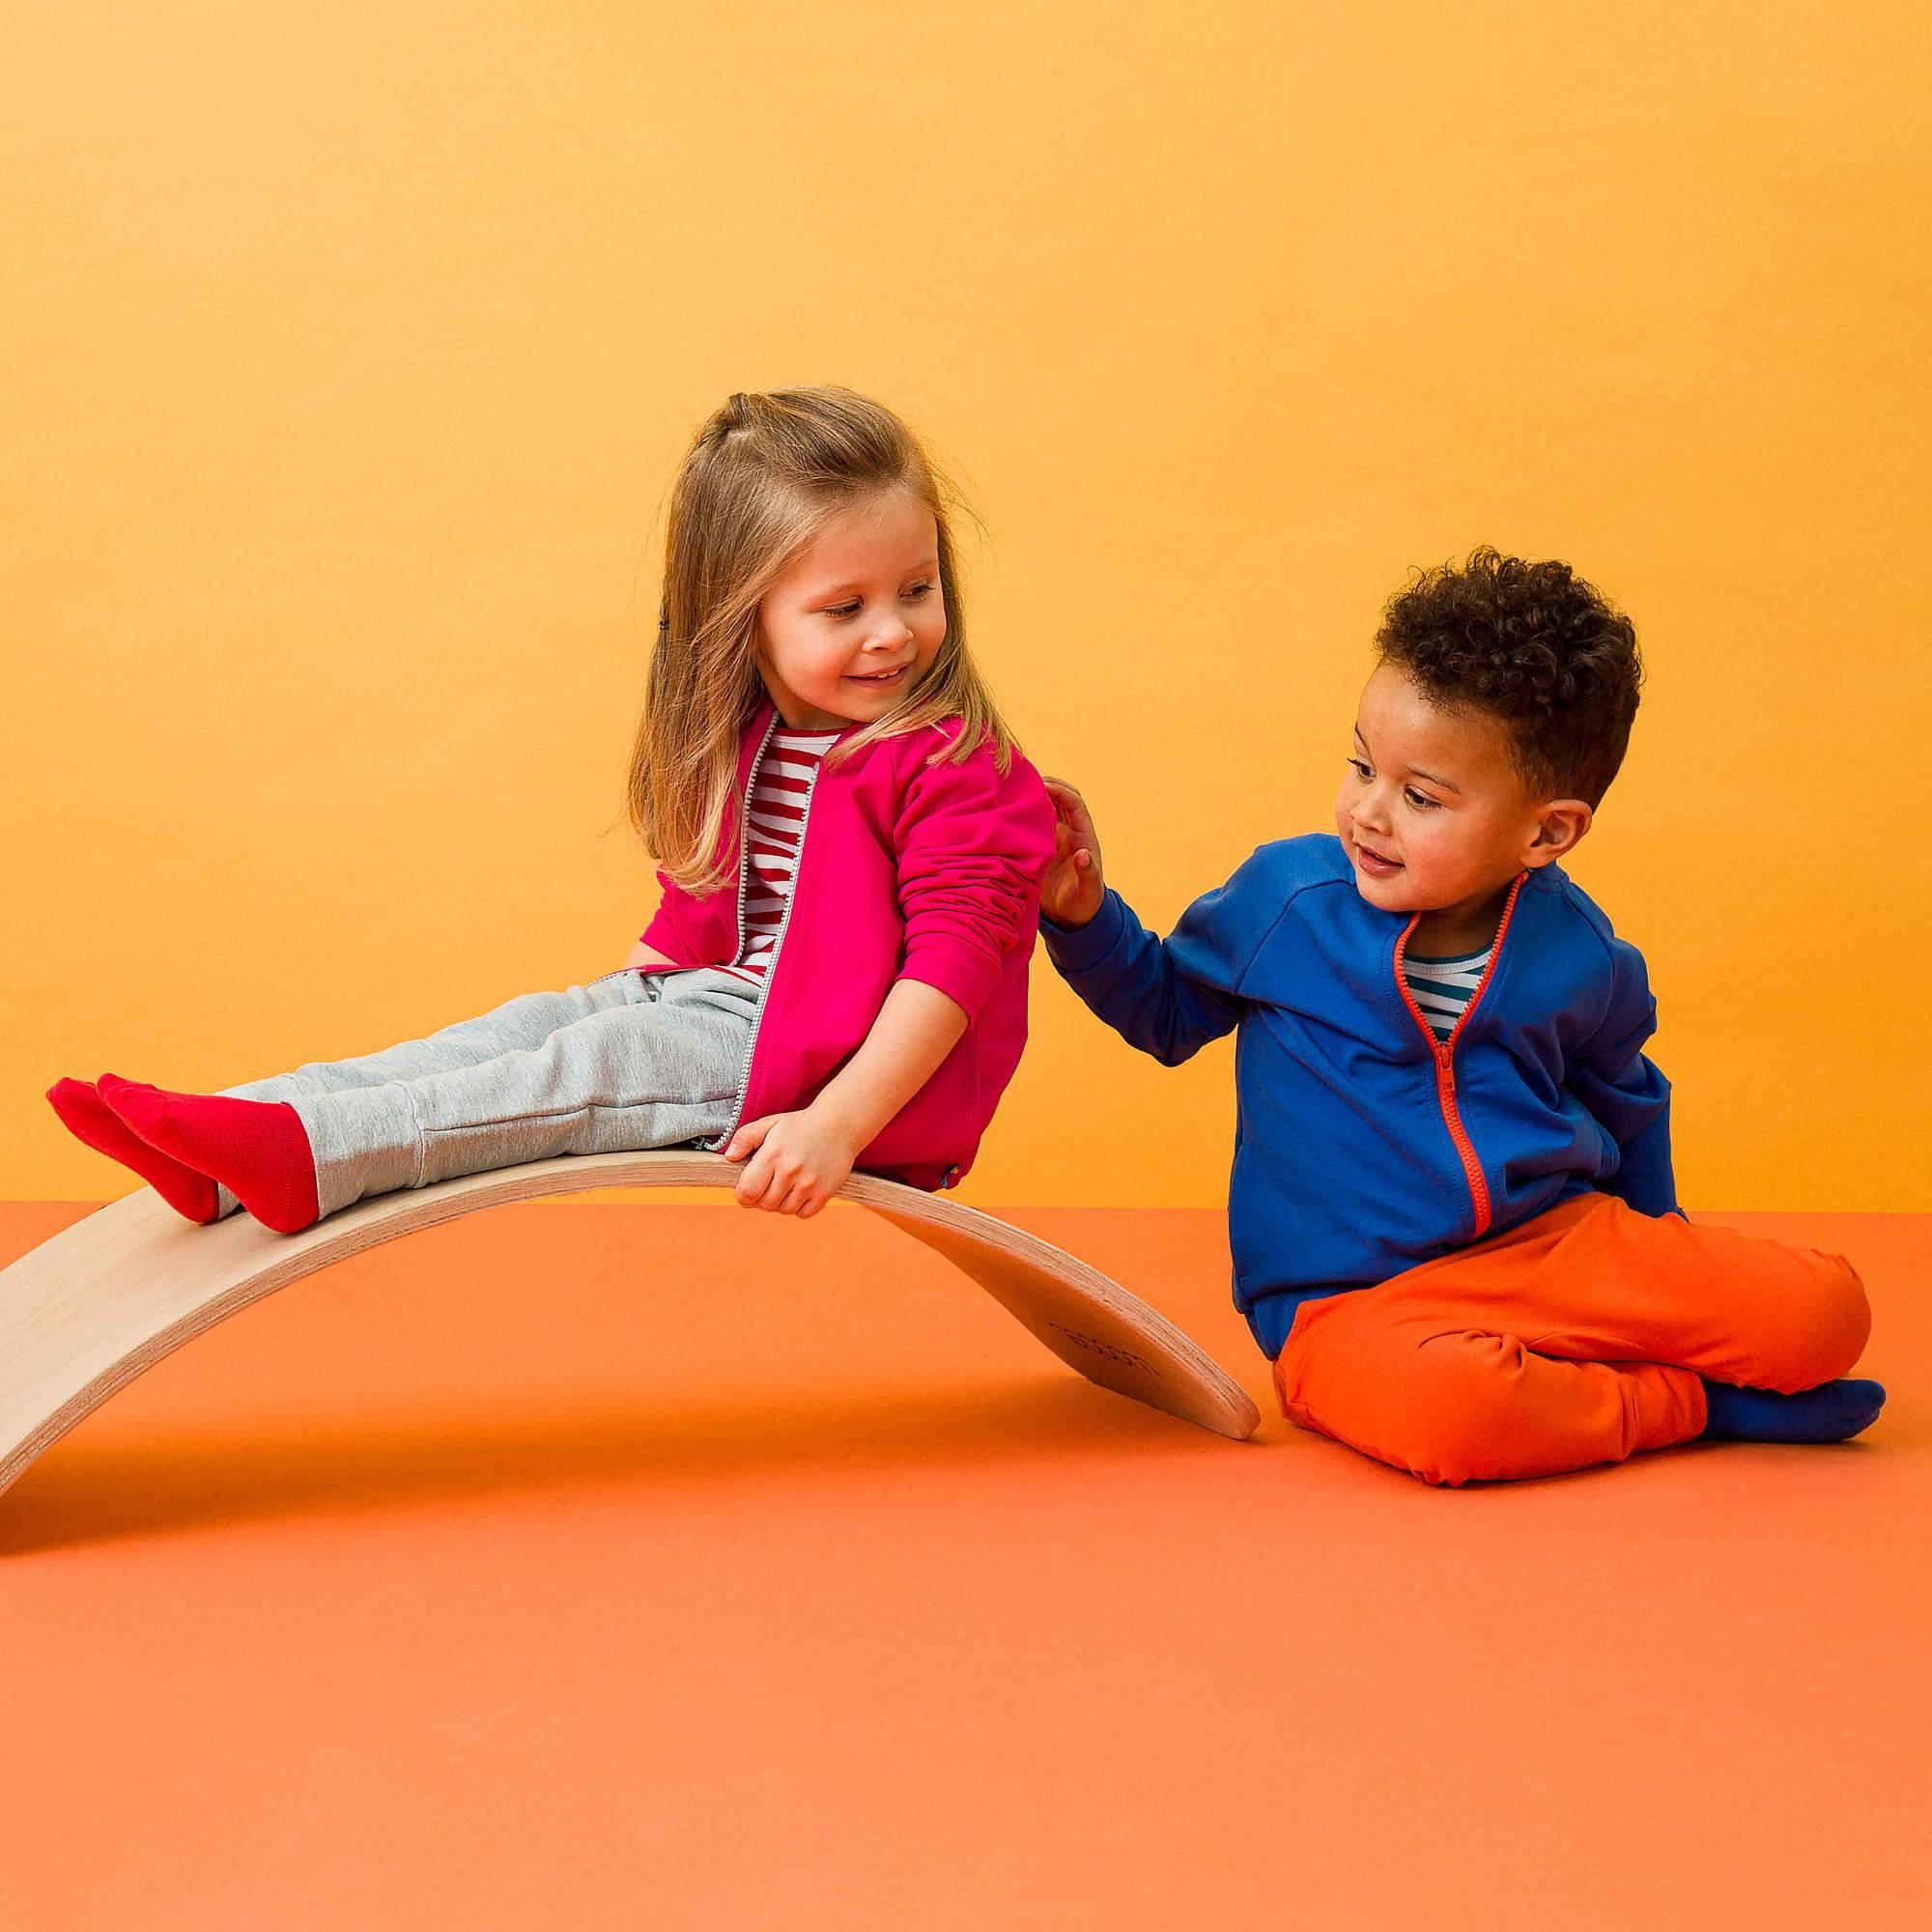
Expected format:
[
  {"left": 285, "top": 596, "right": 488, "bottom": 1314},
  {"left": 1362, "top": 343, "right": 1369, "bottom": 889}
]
[{"left": 703, "top": 714, "right": 816, "bottom": 1151}]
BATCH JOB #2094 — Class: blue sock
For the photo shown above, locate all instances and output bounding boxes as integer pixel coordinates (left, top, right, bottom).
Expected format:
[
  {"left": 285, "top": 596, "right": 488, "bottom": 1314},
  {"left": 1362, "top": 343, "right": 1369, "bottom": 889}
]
[{"left": 1699, "top": 1378, "right": 1886, "bottom": 1443}]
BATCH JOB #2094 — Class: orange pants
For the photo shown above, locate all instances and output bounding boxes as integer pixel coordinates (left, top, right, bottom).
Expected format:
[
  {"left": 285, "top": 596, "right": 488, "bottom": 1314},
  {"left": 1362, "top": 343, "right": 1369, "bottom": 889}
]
[{"left": 1272, "top": 1192, "right": 1871, "bottom": 1486}]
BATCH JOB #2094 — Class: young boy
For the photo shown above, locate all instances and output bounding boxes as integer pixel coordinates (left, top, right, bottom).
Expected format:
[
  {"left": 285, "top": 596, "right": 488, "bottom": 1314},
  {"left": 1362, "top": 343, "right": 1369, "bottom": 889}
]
[{"left": 1039, "top": 548, "right": 1883, "bottom": 1485}]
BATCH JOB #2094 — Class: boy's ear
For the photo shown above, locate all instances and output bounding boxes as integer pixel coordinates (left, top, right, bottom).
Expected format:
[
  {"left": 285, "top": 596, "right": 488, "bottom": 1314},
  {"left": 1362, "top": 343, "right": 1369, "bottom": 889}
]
[{"left": 1523, "top": 798, "right": 1593, "bottom": 867}]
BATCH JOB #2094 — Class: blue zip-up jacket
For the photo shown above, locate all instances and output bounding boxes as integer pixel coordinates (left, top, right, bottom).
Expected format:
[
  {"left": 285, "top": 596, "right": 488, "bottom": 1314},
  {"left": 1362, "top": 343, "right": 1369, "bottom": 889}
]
[{"left": 1041, "top": 834, "right": 1678, "bottom": 1358}]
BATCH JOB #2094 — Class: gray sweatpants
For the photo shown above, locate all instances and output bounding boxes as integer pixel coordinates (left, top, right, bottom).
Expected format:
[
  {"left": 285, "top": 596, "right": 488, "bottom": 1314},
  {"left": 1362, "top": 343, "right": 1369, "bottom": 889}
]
[{"left": 217, "top": 966, "right": 760, "bottom": 1220}]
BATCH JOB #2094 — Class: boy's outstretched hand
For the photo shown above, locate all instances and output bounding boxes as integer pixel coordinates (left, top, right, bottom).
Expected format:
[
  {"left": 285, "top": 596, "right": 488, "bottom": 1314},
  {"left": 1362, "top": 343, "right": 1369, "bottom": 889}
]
[{"left": 1039, "top": 777, "right": 1106, "bottom": 929}]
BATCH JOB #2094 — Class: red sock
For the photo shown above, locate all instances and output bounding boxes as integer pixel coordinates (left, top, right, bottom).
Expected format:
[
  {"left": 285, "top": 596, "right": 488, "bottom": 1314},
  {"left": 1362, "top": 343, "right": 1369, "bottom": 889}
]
[
  {"left": 46, "top": 1076, "right": 221, "bottom": 1224},
  {"left": 98, "top": 1074, "right": 321, "bottom": 1235}
]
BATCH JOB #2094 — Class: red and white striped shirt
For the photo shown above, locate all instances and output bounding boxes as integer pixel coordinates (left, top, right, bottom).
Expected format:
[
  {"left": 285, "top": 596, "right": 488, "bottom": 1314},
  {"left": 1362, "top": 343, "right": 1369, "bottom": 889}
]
[{"left": 717, "top": 726, "right": 842, "bottom": 985}]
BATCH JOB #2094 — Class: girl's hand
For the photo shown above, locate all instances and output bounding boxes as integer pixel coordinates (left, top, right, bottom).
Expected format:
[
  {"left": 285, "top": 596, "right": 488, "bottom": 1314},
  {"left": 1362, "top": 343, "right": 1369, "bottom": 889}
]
[
  {"left": 1038, "top": 777, "right": 1106, "bottom": 928},
  {"left": 722, "top": 1108, "right": 861, "bottom": 1217}
]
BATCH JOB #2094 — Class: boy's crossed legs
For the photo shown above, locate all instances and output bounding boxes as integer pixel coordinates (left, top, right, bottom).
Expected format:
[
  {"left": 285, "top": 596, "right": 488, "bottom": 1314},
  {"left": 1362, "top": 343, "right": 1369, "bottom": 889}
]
[{"left": 1273, "top": 1191, "right": 1879, "bottom": 1486}]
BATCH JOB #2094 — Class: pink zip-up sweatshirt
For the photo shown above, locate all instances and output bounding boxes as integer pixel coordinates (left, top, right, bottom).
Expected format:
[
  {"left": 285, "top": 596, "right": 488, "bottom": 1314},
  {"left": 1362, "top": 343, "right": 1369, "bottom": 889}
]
[{"left": 639, "top": 697, "right": 1057, "bottom": 1191}]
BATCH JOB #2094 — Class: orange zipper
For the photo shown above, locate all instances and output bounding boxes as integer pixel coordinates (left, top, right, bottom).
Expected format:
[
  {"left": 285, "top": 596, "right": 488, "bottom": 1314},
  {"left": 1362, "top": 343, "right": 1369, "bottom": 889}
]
[{"left": 1392, "top": 872, "right": 1527, "bottom": 1240}]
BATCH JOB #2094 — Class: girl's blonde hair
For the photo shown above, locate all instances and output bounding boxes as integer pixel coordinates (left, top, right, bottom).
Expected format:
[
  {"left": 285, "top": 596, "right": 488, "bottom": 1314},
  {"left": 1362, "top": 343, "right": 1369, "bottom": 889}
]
[{"left": 625, "top": 385, "right": 1018, "bottom": 895}]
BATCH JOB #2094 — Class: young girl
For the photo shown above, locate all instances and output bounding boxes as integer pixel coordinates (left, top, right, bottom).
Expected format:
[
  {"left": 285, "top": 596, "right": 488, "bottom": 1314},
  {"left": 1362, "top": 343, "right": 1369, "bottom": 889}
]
[{"left": 47, "top": 386, "right": 1058, "bottom": 1233}]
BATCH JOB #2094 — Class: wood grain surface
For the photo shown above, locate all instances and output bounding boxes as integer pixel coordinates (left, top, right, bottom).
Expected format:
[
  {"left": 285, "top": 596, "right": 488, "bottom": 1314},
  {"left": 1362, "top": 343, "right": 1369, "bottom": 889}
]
[{"left": 0, "top": 1151, "right": 1259, "bottom": 1500}]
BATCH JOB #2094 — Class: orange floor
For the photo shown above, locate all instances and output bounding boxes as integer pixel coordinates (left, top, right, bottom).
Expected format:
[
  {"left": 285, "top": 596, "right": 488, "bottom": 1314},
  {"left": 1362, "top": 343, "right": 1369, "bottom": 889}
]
[{"left": 1, "top": 1197, "right": 1926, "bottom": 1929}]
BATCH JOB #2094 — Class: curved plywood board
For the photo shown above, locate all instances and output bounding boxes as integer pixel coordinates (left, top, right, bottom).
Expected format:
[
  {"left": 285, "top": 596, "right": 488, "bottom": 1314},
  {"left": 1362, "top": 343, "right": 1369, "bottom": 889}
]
[{"left": 0, "top": 1151, "right": 1259, "bottom": 1501}]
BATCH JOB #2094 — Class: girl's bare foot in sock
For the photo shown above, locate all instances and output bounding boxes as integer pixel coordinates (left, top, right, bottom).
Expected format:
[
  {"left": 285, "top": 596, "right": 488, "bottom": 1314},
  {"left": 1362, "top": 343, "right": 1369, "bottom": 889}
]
[
  {"left": 97, "top": 1074, "right": 321, "bottom": 1235},
  {"left": 46, "top": 1076, "right": 220, "bottom": 1223}
]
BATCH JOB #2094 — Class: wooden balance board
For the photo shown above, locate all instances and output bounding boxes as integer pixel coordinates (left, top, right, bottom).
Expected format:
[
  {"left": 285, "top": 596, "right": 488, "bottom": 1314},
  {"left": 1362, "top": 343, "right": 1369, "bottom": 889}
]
[{"left": 0, "top": 1151, "right": 1260, "bottom": 1502}]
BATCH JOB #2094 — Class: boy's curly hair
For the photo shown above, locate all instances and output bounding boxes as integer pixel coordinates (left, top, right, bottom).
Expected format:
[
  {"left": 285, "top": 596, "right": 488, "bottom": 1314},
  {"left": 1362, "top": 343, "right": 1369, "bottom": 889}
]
[{"left": 1376, "top": 547, "right": 1642, "bottom": 809}]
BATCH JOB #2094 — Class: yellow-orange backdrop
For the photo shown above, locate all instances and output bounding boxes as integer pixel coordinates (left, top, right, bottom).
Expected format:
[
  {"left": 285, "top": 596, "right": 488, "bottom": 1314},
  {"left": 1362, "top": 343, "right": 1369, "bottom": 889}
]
[{"left": 5, "top": 2, "right": 1927, "bottom": 1208}]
